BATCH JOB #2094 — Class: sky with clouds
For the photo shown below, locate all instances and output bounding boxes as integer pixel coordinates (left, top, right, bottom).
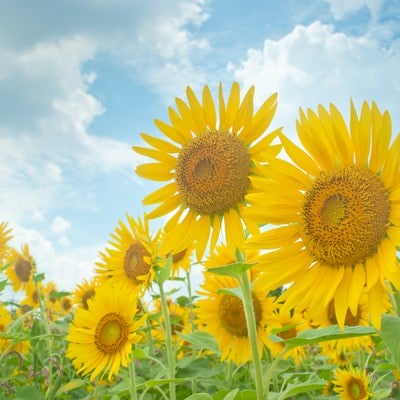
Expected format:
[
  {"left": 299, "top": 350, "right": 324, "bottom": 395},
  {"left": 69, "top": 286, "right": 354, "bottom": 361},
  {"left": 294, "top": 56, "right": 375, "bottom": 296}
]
[{"left": 1, "top": 0, "right": 399, "bottom": 292}]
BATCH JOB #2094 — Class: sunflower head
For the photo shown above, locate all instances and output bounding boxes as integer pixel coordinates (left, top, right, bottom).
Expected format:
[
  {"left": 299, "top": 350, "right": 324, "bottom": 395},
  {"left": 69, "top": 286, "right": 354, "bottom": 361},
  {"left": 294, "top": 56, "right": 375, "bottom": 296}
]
[
  {"left": 67, "top": 284, "right": 146, "bottom": 381},
  {"left": 95, "top": 215, "right": 160, "bottom": 293},
  {"left": 134, "top": 82, "right": 281, "bottom": 259},
  {"left": 0, "top": 222, "right": 12, "bottom": 262},
  {"left": 245, "top": 101, "right": 400, "bottom": 329},
  {"left": 333, "top": 366, "right": 371, "bottom": 400},
  {"left": 72, "top": 278, "right": 97, "bottom": 310},
  {"left": 6, "top": 245, "right": 36, "bottom": 292}
]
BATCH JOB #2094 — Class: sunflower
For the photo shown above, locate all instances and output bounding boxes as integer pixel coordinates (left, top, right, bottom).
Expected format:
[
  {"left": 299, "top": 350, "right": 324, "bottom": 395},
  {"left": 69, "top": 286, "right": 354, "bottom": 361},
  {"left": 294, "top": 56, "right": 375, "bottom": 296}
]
[
  {"left": 95, "top": 215, "right": 160, "bottom": 294},
  {"left": 66, "top": 284, "right": 146, "bottom": 381},
  {"left": 0, "top": 222, "right": 12, "bottom": 263},
  {"left": 265, "top": 307, "right": 311, "bottom": 364},
  {"left": 245, "top": 101, "right": 400, "bottom": 328},
  {"left": 72, "top": 278, "right": 97, "bottom": 310},
  {"left": 133, "top": 83, "right": 281, "bottom": 260},
  {"left": 333, "top": 366, "right": 371, "bottom": 400},
  {"left": 151, "top": 298, "right": 192, "bottom": 350},
  {"left": 6, "top": 244, "right": 36, "bottom": 292},
  {"left": 195, "top": 269, "right": 275, "bottom": 365},
  {"left": 313, "top": 292, "right": 375, "bottom": 363}
]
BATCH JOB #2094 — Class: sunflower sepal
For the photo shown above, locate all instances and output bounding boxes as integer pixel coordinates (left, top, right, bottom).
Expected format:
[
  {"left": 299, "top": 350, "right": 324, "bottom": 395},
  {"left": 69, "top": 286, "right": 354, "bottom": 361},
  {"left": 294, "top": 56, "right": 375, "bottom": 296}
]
[{"left": 208, "top": 262, "right": 256, "bottom": 279}]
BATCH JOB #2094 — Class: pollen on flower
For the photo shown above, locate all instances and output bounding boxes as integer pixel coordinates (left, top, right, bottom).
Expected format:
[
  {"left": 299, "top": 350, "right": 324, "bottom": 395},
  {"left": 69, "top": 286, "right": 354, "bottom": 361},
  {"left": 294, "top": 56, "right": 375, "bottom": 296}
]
[
  {"left": 300, "top": 166, "right": 390, "bottom": 267},
  {"left": 176, "top": 132, "right": 251, "bottom": 215}
]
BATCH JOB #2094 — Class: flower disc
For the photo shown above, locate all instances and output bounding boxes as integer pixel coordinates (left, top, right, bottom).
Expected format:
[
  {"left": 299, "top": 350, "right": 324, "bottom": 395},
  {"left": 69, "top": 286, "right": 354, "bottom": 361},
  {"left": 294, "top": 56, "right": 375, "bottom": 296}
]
[{"left": 176, "top": 132, "right": 251, "bottom": 215}]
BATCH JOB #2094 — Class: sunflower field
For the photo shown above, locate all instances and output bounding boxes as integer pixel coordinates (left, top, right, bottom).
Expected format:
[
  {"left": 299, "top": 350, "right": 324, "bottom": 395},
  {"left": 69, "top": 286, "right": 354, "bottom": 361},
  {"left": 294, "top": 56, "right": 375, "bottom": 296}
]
[{"left": 1, "top": 83, "right": 400, "bottom": 400}]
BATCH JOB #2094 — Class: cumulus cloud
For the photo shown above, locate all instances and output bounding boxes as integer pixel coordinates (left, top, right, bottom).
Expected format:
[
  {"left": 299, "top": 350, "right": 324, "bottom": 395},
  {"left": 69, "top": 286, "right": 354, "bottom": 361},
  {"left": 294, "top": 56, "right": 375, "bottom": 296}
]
[
  {"left": 232, "top": 21, "right": 400, "bottom": 140},
  {"left": 51, "top": 216, "right": 71, "bottom": 235}
]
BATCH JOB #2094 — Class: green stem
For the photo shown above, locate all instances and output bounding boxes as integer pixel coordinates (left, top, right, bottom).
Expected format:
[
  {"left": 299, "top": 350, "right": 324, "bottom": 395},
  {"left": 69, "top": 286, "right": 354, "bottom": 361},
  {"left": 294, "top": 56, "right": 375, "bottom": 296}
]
[
  {"left": 264, "top": 350, "right": 285, "bottom": 396},
  {"left": 158, "top": 281, "right": 176, "bottom": 400},
  {"left": 238, "top": 272, "right": 264, "bottom": 400},
  {"left": 128, "top": 358, "right": 138, "bottom": 400}
]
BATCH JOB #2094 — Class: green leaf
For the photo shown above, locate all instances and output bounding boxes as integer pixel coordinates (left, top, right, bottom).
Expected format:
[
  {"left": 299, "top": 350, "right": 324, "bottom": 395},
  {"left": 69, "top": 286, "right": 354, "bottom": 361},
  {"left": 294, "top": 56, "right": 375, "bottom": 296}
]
[
  {"left": 177, "top": 358, "right": 224, "bottom": 378},
  {"left": 379, "top": 313, "right": 400, "bottom": 368},
  {"left": 178, "top": 330, "right": 219, "bottom": 353},
  {"left": 271, "top": 325, "right": 376, "bottom": 349},
  {"left": 0, "top": 279, "right": 8, "bottom": 292},
  {"left": 373, "top": 388, "right": 393, "bottom": 399},
  {"left": 55, "top": 379, "right": 86, "bottom": 396},
  {"left": 217, "top": 287, "right": 243, "bottom": 299},
  {"left": 185, "top": 394, "right": 213, "bottom": 400},
  {"left": 15, "top": 386, "right": 45, "bottom": 400},
  {"left": 49, "top": 291, "right": 70, "bottom": 300},
  {"left": 208, "top": 262, "right": 255, "bottom": 278},
  {"left": 222, "top": 389, "right": 239, "bottom": 400},
  {"left": 33, "top": 273, "right": 45, "bottom": 283},
  {"left": 279, "top": 375, "right": 326, "bottom": 399},
  {"left": 141, "top": 378, "right": 187, "bottom": 389},
  {"left": 155, "top": 255, "right": 172, "bottom": 284}
]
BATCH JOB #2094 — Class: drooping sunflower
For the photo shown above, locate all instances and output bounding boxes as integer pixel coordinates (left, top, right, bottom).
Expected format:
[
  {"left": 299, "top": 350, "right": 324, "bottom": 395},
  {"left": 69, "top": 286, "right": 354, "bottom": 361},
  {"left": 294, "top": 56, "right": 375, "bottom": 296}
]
[
  {"left": 245, "top": 101, "right": 400, "bottom": 328},
  {"left": 72, "top": 278, "right": 97, "bottom": 310},
  {"left": 0, "top": 222, "right": 12, "bottom": 262},
  {"left": 95, "top": 215, "right": 160, "bottom": 294},
  {"left": 6, "top": 244, "right": 36, "bottom": 292},
  {"left": 333, "top": 366, "right": 371, "bottom": 400},
  {"left": 66, "top": 284, "right": 146, "bottom": 381},
  {"left": 195, "top": 270, "right": 275, "bottom": 365},
  {"left": 133, "top": 83, "right": 281, "bottom": 260}
]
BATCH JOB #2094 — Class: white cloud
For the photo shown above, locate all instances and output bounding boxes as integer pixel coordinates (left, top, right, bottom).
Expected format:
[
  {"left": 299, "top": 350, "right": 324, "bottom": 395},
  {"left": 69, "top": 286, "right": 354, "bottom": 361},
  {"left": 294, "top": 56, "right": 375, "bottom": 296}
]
[
  {"left": 51, "top": 216, "right": 71, "bottom": 235},
  {"left": 232, "top": 21, "right": 400, "bottom": 140},
  {"left": 325, "top": 0, "right": 385, "bottom": 20}
]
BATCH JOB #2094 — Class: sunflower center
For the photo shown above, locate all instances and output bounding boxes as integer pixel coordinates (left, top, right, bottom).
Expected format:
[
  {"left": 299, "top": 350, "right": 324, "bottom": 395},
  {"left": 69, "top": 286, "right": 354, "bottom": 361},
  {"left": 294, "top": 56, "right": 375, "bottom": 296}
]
[
  {"left": 124, "top": 242, "right": 150, "bottom": 284},
  {"left": 328, "top": 300, "right": 360, "bottom": 326},
  {"left": 348, "top": 378, "right": 366, "bottom": 400},
  {"left": 301, "top": 166, "right": 390, "bottom": 267},
  {"left": 176, "top": 132, "right": 251, "bottom": 215},
  {"left": 277, "top": 326, "right": 297, "bottom": 340},
  {"left": 172, "top": 249, "right": 187, "bottom": 264},
  {"left": 219, "top": 293, "right": 262, "bottom": 337},
  {"left": 15, "top": 257, "right": 33, "bottom": 282},
  {"left": 82, "top": 289, "right": 95, "bottom": 310},
  {"left": 95, "top": 312, "right": 129, "bottom": 354}
]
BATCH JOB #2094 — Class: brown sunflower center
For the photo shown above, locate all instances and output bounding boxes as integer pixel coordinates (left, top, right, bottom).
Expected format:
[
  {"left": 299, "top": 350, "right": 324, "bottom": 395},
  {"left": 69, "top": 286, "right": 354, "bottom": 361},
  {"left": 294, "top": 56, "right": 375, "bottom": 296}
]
[
  {"left": 347, "top": 378, "right": 367, "bottom": 400},
  {"left": 176, "top": 132, "right": 251, "bottom": 215},
  {"left": 172, "top": 249, "right": 187, "bottom": 264},
  {"left": 218, "top": 293, "right": 262, "bottom": 337},
  {"left": 301, "top": 166, "right": 390, "bottom": 267},
  {"left": 95, "top": 312, "right": 129, "bottom": 354},
  {"left": 277, "top": 326, "right": 297, "bottom": 340},
  {"left": 15, "top": 257, "right": 33, "bottom": 282},
  {"left": 327, "top": 300, "right": 360, "bottom": 326},
  {"left": 124, "top": 242, "right": 150, "bottom": 284},
  {"left": 82, "top": 289, "right": 95, "bottom": 310}
]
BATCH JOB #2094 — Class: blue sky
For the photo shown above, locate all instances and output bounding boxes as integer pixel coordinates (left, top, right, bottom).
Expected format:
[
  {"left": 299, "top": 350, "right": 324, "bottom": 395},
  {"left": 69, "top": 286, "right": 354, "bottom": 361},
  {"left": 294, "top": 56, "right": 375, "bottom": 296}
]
[{"left": 1, "top": 0, "right": 399, "bottom": 291}]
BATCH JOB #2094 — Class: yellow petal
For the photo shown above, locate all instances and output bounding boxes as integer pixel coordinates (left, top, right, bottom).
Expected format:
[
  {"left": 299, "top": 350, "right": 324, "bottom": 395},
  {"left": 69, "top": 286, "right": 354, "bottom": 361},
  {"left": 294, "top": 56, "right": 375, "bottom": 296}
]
[
  {"left": 136, "top": 163, "right": 174, "bottom": 181},
  {"left": 224, "top": 207, "right": 245, "bottom": 252},
  {"left": 202, "top": 85, "right": 216, "bottom": 131},
  {"left": 195, "top": 215, "right": 211, "bottom": 261},
  {"left": 175, "top": 97, "right": 201, "bottom": 134},
  {"left": 132, "top": 146, "right": 176, "bottom": 163},
  {"left": 218, "top": 82, "right": 227, "bottom": 132},
  {"left": 334, "top": 267, "right": 353, "bottom": 329},
  {"left": 140, "top": 132, "right": 180, "bottom": 153},
  {"left": 142, "top": 182, "right": 178, "bottom": 205},
  {"left": 348, "top": 263, "right": 366, "bottom": 317},
  {"left": 232, "top": 85, "right": 254, "bottom": 134},
  {"left": 225, "top": 82, "right": 240, "bottom": 128},
  {"left": 186, "top": 86, "right": 207, "bottom": 134},
  {"left": 154, "top": 118, "right": 186, "bottom": 145}
]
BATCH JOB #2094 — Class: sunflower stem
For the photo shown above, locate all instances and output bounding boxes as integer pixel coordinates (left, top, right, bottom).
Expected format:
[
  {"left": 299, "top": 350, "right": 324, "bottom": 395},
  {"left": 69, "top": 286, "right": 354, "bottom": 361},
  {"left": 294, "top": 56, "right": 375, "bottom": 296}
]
[
  {"left": 128, "top": 358, "right": 138, "bottom": 400},
  {"left": 238, "top": 271, "right": 264, "bottom": 400},
  {"left": 264, "top": 350, "right": 285, "bottom": 397},
  {"left": 157, "top": 280, "right": 177, "bottom": 400}
]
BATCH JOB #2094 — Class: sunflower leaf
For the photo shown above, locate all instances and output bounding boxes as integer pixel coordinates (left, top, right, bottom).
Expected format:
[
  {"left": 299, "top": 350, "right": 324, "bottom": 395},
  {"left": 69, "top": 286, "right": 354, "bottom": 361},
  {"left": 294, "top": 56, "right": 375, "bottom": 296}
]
[
  {"left": 217, "top": 287, "right": 243, "bottom": 300},
  {"left": 270, "top": 325, "right": 376, "bottom": 349},
  {"left": 278, "top": 375, "right": 326, "bottom": 399},
  {"left": 208, "top": 262, "right": 255, "bottom": 278},
  {"left": 379, "top": 314, "right": 400, "bottom": 368}
]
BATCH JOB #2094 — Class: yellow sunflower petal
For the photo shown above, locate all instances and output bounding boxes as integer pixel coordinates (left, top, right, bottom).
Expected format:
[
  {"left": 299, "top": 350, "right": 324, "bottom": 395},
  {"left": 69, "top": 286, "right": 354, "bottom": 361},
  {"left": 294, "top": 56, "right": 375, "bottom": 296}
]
[
  {"left": 225, "top": 82, "right": 240, "bottom": 128},
  {"left": 139, "top": 132, "right": 180, "bottom": 153},
  {"left": 146, "top": 195, "right": 181, "bottom": 219},
  {"left": 334, "top": 267, "right": 353, "bottom": 329},
  {"left": 142, "top": 182, "right": 177, "bottom": 205},
  {"left": 132, "top": 146, "right": 176, "bottom": 163},
  {"left": 202, "top": 85, "right": 217, "bottom": 131},
  {"left": 186, "top": 86, "right": 207, "bottom": 133},
  {"left": 135, "top": 163, "right": 174, "bottom": 181},
  {"left": 154, "top": 118, "right": 187, "bottom": 145},
  {"left": 348, "top": 264, "right": 366, "bottom": 317}
]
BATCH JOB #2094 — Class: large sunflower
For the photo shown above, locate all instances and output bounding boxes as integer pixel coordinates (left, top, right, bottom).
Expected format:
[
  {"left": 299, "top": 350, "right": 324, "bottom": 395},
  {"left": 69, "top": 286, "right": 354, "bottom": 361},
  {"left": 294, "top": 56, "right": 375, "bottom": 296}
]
[
  {"left": 133, "top": 83, "right": 281, "bottom": 260},
  {"left": 66, "top": 284, "right": 146, "bottom": 381},
  {"left": 333, "top": 366, "right": 371, "bottom": 400},
  {"left": 195, "top": 269, "right": 275, "bottom": 365},
  {"left": 6, "top": 244, "right": 36, "bottom": 292},
  {"left": 95, "top": 215, "right": 160, "bottom": 294},
  {"left": 245, "top": 101, "right": 400, "bottom": 328}
]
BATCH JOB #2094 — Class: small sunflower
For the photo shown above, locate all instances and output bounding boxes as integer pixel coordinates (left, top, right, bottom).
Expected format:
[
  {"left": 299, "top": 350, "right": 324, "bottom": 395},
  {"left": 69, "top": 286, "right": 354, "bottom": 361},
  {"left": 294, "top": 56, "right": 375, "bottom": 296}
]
[
  {"left": 0, "top": 222, "right": 12, "bottom": 262},
  {"left": 195, "top": 270, "right": 274, "bottom": 365},
  {"left": 246, "top": 101, "right": 400, "bottom": 328},
  {"left": 133, "top": 83, "right": 281, "bottom": 260},
  {"left": 314, "top": 293, "right": 375, "bottom": 362},
  {"left": 95, "top": 215, "right": 160, "bottom": 293},
  {"left": 72, "top": 278, "right": 97, "bottom": 310},
  {"left": 333, "top": 366, "right": 371, "bottom": 400},
  {"left": 6, "top": 244, "right": 36, "bottom": 292},
  {"left": 265, "top": 307, "right": 311, "bottom": 364},
  {"left": 66, "top": 284, "right": 146, "bottom": 381}
]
